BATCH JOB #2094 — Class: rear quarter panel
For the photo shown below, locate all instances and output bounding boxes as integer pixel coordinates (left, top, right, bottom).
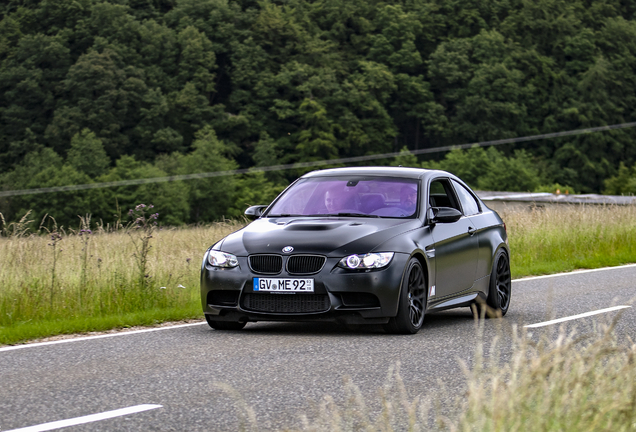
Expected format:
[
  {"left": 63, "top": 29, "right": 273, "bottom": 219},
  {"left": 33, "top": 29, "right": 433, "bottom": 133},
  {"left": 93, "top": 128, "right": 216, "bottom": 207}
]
[{"left": 471, "top": 209, "right": 508, "bottom": 280}]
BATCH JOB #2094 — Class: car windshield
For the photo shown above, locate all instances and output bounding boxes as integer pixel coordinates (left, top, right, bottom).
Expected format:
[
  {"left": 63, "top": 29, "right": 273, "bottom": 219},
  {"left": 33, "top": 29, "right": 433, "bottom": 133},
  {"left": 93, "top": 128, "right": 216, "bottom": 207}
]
[{"left": 267, "top": 177, "right": 419, "bottom": 218}]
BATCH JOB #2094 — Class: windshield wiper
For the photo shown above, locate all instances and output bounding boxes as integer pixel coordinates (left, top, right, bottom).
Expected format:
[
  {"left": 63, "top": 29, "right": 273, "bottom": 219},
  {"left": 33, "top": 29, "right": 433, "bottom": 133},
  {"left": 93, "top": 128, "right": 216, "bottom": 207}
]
[
  {"left": 267, "top": 214, "right": 302, "bottom": 217},
  {"left": 268, "top": 213, "right": 381, "bottom": 218},
  {"left": 334, "top": 212, "right": 380, "bottom": 218}
]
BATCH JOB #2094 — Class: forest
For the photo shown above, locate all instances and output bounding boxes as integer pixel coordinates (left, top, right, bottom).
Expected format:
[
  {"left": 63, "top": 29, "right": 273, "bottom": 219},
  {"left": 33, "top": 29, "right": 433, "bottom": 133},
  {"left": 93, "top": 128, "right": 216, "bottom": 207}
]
[{"left": 1, "top": 0, "right": 636, "bottom": 227}]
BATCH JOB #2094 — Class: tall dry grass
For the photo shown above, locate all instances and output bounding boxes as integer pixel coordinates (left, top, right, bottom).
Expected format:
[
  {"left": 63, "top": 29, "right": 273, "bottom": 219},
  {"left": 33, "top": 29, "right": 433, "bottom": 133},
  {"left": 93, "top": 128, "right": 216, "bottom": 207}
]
[
  {"left": 2, "top": 203, "right": 636, "bottom": 341},
  {"left": 0, "top": 215, "right": 244, "bottom": 328},
  {"left": 502, "top": 204, "right": 636, "bottom": 277},
  {"left": 454, "top": 319, "right": 636, "bottom": 432}
]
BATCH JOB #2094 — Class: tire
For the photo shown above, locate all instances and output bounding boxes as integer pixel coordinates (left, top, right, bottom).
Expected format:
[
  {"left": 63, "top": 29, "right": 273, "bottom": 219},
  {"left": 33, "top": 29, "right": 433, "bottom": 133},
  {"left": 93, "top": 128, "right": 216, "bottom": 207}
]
[
  {"left": 384, "top": 258, "right": 427, "bottom": 334},
  {"left": 485, "top": 249, "right": 511, "bottom": 317},
  {"left": 205, "top": 315, "right": 247, "bottom": 330}
]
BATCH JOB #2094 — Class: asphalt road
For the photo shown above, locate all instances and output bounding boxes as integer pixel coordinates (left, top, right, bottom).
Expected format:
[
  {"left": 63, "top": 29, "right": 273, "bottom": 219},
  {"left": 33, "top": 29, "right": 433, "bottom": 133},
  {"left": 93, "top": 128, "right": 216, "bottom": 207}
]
[{"left": 1, "top": 265, "right": 635, "bottom": 431}]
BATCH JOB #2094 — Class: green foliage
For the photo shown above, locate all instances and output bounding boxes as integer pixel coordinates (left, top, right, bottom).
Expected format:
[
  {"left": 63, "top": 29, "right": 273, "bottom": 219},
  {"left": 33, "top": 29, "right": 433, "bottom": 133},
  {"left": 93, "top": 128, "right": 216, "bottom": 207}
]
[
  {"left": 178, "top": 126, "right": 239, "bottom": 221},
  {"left": 390, "top": 146, "right": 419, "bottom": 168},
  {"left": 478, "top": 150, "right": 541, "bottom": 191},
  {"left": 1, "top": 0, "right": 636, "bottom": 224},
  {"left": 67, "top": 129, "right": 110, "bottom": 178},
  {"left": 230, "top": 172, "right": 286, "bottom": 217},
  {"left": 99, "top": 155, "right": 190, "bottom": 226},
  {"left": 534, "top": 183, "right": 578, "bottom": 194},
  {"left": 0, "top": 148, "right": 107, "bottom": 229},
  {"left": 422, "top": 146, "right": 543, "bottom": 191},
  {"left": 604, "top": 162, "right": 636, "bottom": 195}
]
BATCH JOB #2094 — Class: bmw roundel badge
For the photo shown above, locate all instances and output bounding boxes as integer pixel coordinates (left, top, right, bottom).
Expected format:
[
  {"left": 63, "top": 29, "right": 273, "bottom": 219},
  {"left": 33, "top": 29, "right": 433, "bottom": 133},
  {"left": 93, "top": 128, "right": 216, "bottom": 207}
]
[{"left": 282, "top": 246, "right": 294, "bottom": 253}]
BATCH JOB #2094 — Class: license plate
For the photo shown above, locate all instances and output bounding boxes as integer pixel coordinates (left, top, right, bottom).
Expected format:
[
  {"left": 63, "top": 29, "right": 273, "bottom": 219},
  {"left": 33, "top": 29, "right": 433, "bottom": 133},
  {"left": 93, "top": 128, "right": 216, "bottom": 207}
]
[{"left": 253, "top": 278, "right": 314, "bottom": 292}]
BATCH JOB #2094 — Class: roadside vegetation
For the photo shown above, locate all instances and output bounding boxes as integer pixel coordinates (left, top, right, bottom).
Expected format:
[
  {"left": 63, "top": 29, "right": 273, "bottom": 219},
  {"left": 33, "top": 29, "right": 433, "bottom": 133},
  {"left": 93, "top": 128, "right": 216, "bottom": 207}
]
[
  {"left": 504, "top": 204, "right": 636, "bottom": 277},
  {"left": 244, "top": 317, "right": 635, "bottom": 431},
  {"left": 1, "top": 203, "right": 635, "bottom": 345},
  {"left": 454, "top": 321, "right": 636, "bottom": 432},
  {"left": 0, "top": 211, "right": 242, "bottom": 345}
]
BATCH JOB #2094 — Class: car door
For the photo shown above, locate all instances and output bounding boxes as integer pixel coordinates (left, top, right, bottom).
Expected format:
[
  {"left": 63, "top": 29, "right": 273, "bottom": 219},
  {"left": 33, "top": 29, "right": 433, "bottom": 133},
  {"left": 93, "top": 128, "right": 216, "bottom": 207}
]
[
  {"left": 429, "top": 178, "right": 479, "bottom": 298},
  {"left": 450, "top": 179, "right": 493, "bottom": 282}
]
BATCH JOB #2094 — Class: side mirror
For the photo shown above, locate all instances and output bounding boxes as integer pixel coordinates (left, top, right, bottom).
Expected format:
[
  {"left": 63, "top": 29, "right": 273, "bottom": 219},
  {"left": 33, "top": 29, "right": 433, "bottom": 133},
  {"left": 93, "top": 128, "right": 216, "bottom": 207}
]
[
  {"left": 429, "top": 206, "right": 462, "bottom": 224},
  {"left": 244, "top": 205, "right": 268, "bottom": 220}
]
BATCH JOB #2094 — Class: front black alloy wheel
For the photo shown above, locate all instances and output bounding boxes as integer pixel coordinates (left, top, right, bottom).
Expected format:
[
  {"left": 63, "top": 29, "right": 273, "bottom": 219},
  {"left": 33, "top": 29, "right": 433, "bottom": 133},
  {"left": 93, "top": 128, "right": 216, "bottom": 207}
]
[
  {"left": 205, "top": 314, "right": 247, "bottom": 330},
  {"left": 385, "top": 258, "right": 427, "bottom": 334},
  {"left": 485, "top": 249, "right": 511, "bottom": 317}
]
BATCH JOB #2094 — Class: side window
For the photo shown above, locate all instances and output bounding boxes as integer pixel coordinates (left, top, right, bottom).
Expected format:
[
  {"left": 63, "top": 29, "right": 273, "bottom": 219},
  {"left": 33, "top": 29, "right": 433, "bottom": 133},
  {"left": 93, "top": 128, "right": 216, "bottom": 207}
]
[
  {"left": 428, "top": 179, "right": 460, "bottom": 211},
  {"left": 452, "top": 180, "right": 480, "bottom": 216}
]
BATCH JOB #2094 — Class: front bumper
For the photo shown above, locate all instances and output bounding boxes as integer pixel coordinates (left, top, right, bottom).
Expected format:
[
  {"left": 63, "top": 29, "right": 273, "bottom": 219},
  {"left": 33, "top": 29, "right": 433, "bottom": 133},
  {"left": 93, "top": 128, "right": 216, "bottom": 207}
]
[{"left": 200, "top": 252, "right": 410, "bottom": 324}]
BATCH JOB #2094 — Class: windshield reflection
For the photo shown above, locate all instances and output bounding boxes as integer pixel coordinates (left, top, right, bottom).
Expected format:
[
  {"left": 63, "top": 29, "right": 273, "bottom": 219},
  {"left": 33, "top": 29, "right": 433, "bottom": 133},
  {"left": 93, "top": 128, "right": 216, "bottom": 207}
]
[{"left": 267, "top": 177, "right": 419, "bottom": 218}]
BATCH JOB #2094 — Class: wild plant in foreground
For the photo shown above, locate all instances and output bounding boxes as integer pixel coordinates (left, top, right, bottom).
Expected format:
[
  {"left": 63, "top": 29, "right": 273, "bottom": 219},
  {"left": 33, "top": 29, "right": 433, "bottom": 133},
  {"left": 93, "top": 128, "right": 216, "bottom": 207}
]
[
  {"left": 214, "top": 363, "right": 432, "bottom": 432},
  {"left": 78, "top": 215, "right": 92, "bottom": 310},
  {"left": 45, "top": 217, "right": 63, "bottom": 309},
  {"left": 453, "top": 318, "right": 636, "bottom": 432},
  {"left": 0, "top": 210, "right": 34, "bottom": 237},
  {"left": 295, "top": 364, "right": 431, "bottom": 432},
  {"left": 219, "top": 316, "right": 635, "bottom": 432},
  {"left": 127, "top": 204, "right": 159, "bottom": 290}
]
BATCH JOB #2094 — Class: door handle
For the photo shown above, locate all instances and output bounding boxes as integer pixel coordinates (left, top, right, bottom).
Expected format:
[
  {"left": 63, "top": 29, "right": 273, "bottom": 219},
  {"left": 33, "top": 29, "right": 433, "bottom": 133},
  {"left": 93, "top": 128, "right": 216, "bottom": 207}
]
[{"left": 468, "top": 227, "right": 476, "bottom": 236}]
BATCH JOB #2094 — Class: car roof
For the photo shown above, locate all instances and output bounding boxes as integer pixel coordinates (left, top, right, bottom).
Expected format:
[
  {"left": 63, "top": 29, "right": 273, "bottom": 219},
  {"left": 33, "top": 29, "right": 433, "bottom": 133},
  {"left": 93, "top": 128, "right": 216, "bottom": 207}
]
[{"left": 301, "top": 166, "right": 450, "bottom": 180}]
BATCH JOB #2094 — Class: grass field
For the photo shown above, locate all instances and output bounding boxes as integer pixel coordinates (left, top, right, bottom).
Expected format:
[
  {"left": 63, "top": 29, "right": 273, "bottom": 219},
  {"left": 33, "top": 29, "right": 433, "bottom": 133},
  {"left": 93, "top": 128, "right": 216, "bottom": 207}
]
[
  {"left": 1, "top": 204, "right": 636, "bottom": 345},
  {"left": 0, "top": 214, "right": 243, "bottom": 344},
  {"left": 504, "top": 204, "right": 636, "bottom": 277}
]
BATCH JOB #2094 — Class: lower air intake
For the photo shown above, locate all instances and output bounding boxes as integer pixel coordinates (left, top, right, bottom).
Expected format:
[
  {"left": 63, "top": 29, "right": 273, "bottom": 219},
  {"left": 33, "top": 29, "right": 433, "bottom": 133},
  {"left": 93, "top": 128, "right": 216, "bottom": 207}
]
[{"left": 242, "top": 294, "right": 330, "bottom": 313}]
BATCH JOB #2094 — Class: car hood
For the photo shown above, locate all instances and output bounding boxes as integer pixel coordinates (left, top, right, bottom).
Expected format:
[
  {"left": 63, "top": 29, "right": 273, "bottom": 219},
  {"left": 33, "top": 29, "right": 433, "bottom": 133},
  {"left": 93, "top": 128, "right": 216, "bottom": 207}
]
[{"left": 217, "top": 217, "right": 422, "bottom": 256}]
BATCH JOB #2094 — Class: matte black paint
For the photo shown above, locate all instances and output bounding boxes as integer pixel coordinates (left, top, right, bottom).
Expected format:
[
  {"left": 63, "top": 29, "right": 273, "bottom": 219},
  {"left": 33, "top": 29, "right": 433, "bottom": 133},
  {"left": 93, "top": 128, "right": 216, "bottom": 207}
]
[{"left": 200, "top": 167, "right": 509, "bottom": 328}]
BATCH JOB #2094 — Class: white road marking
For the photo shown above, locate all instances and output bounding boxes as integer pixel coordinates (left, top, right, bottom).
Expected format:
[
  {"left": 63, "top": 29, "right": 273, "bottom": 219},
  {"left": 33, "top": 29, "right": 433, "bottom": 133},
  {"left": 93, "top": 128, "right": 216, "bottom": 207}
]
[
  {"left": 3, "top": 404, "right": 162, "bottom": 432},
  {"left": 513, "top": 263, "right": 636, "bottom": 282},
  {"left": 0, "top": 322, "right": 206, "bottom": 353},
  {"left": 524, "top": 305, "right": 632, "bottom": 328}
]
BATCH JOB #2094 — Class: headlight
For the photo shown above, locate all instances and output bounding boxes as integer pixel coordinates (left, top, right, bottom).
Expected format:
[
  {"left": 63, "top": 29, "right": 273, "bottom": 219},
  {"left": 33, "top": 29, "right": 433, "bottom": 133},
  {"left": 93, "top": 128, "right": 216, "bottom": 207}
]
[
  {"left": 208, "top": 251, "right": 239, "bottom": 268},
  {"left": 338, "top": 252, "right": 394, "bottom": 270}
]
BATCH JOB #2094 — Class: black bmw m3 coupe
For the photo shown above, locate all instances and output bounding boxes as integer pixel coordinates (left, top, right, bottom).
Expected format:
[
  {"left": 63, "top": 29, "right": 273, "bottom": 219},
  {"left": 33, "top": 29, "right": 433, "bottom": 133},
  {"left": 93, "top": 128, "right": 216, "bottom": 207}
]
[{"left": 201, "top": 166, "right": 511, "bottom": 334}]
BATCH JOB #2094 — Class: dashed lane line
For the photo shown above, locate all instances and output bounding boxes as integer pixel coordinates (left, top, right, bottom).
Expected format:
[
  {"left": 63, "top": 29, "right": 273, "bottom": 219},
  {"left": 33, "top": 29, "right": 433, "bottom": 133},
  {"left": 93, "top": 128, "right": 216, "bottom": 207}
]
[
  {"left": 524, "top": 305, "right": 632, "bottom": 328},
  {"left": 513, "top": 263, "right": 636, "bottom": 283},
  {"left": 3, "top": 404, "right": 162, "bottom": 432}
]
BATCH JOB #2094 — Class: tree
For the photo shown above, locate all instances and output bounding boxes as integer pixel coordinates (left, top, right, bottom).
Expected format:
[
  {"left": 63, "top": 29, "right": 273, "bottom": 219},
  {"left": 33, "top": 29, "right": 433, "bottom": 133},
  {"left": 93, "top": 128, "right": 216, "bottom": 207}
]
[
  {"left": 252, "top": 131, "right": 286, "bottom": 184},
  {"left": 67, "top": 129, "right": 110, "bottom": 178},
  {"left": 0, "top": 33, "right": 71, "bottom": 168},
  {"left": 423, "top": 146, "right": 543, "bottom": 192},
  {"left": 179, "top": 126, "right": 239, "bottom": 222},
  {"left": 0, "top": 147, "right": 109, "bottom": 228},
  {"left": 390, "top": 146, "right": 419, "bottom": 168},
  {"left": 296, "top": 98, "right": 339, "bottom": 161},
  {"left": 604, "top": 162, "right": 636, "bottom": 195},
  {"left": 45, "top": 48, "right": 141, "bottom": 159},
  {"left": 98, "top": 155, "right": 190, "bottom": 226}
]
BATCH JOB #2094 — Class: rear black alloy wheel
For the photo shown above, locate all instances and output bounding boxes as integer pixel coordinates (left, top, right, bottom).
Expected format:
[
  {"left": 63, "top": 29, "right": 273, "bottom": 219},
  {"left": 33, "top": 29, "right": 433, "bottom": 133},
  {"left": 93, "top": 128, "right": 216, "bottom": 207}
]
[
  {"left": 486, "top": 249, "right": 511, "bottom": 317},
  {"left": 385, "top": 258, "right": 427, "bottom": 334},
  {"left": 205, "top": 314, "right": 247, "bottom": 330}
]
